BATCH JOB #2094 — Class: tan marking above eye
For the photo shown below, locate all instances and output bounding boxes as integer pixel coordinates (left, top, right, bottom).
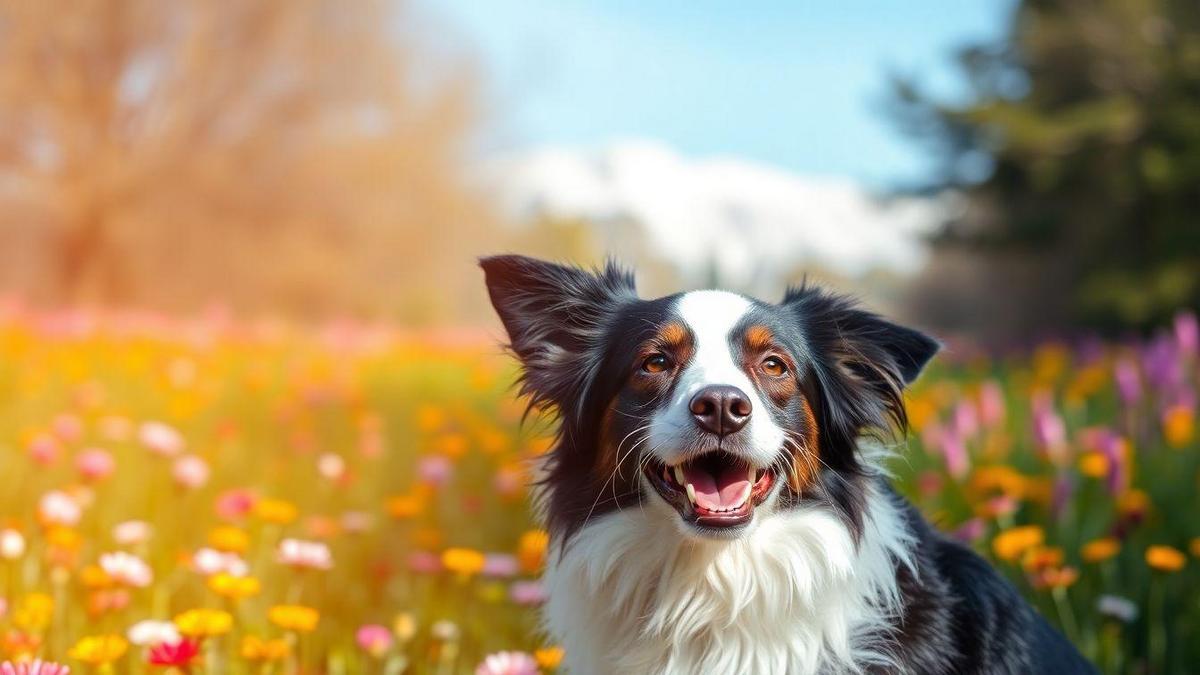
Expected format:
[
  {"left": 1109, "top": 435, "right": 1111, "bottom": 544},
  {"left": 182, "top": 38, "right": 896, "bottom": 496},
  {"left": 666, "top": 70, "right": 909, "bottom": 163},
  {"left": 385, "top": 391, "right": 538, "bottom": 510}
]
[{"left": 744, "top": 325, "right": 774, "bottom": 351}]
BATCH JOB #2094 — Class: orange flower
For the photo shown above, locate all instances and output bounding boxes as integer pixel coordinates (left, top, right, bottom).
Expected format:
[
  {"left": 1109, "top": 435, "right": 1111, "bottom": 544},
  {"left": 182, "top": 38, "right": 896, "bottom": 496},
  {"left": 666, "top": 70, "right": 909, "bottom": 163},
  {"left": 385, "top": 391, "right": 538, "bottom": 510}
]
[
  {"left": 208, "top": 525, "right": 250, "bottom": 553},
  {"left": 518, "top": 529, "right": 549, "bottom": 573},
  {"left": 13, "top": 593, "right": 54, "bottom": 632},
  {"left": 992, "top": 526, "right": 1044, "bottom": 562},
  {"left": 1162, "top": 405, "right": 1195, "bottom": 448},
  {"left": 441, "top": 547, "right": 486, "bottom": 576},
  {"left": 535, "top": 646, "right": 565, "bottom": 669},
  {"left": 1145, "top": 545, "right": 1186, "bottom": 572},
  {"left": 1077, "top": 452, "right": 1109, "bottom": 479},
  {"left": 207, "top": 573, "right": 261, "bottom": 600},
  {"left": 1081, "top": 537, "right": 1120, "bottom": 563},
  {"left": 1021, "top": 546, "right": 1063, "bottom": 573},
  {"left": 254, "top": 499, "right": 298, "bottom": 525},
  {"left": 1031, "top": 565, "right": 1079, "bottom": 590},
  {"left": 241, "top": 635, "right": 291, "bottom": 662},
  {"left": 386, "top": 493, "right": 426, "bottom": 519},
  {"left": 1117, "top": 489, "right": 1150, "bottom": 518}
]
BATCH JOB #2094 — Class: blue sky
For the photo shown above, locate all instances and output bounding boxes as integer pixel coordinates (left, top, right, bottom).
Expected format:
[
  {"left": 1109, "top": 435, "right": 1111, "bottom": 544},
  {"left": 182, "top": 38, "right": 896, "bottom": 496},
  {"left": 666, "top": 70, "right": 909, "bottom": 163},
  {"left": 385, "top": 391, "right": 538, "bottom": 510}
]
[{"left": 429, "top": 1, "right": 1014, "bottom": 188}]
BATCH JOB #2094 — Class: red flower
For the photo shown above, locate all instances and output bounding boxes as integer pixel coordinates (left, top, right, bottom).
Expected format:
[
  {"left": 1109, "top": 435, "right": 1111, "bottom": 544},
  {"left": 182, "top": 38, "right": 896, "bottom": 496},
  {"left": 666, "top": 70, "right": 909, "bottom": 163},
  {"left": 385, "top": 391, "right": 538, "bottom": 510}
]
[{"left": 147, "top": 638, "right": 201, "bottom": 667}]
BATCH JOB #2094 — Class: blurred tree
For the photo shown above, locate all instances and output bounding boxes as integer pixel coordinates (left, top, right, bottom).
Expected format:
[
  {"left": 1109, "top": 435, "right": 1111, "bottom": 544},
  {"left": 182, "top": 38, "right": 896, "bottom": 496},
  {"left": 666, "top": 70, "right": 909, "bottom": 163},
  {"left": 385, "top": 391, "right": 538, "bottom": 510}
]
[
  {"left": 893, "top": 0, "right": 1200, "bottom": 336},
  {"left": 0, "top": 0, "right": 496, "bottom": 319}
]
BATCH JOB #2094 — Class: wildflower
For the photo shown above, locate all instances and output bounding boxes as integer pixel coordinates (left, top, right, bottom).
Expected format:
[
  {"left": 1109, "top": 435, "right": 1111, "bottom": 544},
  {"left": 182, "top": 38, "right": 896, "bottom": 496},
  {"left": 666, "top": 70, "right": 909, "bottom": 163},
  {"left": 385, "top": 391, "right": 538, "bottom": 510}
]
[
  {"left": 268, "top": 605, "right": 319, "bottom": 633},
  {"left": 139, "top": 421, "right": 185, "bottom": 457},
  {"left": 430, "top": 620, "right": 460, "bottom": 642},
  {"left": 98, "top": 551, "right": 153, "bottom": 588},
  {"left": 518, "top": 530, "right": 549, "bottom": 573},
  {"left": 392, "top": 612, "right": 417, "bottom": 642},
  {"left": 1096, "top": 595, "right": 1138, "bottom": 623},
  {"left": 494, "top": 464, "right": 524, "bottom": 497},
  {"left": 407, "top": 551, "right": 441, "bottom": 574},
  {"left": 992, "top": 526, "right": 1044, "bottom": 562},
  {"left": 37, "top": 491, "right": 81, "bottom": 527},
  {"left": 1030, "top": 565, "right": 1078, "bottom": 590},
  {"left": 214, "top": 489, "right": 257, "bottom": 521},
  {"left": 277, "top": 538, "right": 333, "bottom": 570},
  {"left": 977, "top": 381, "right": 1006, "bottom": 427},
  {"left": 417, "top": 454, "right": 454, "bottom": 486},
  {"left": 1, "top": 632, "right": 41, "bottom": 662},
  {"left": 442, "top": 548, "right": 486, "bottom": 577},
  {"left": 254, "top": 498, "right": 298, "bottom": 524},
  {"left": 13, "top": 594, "right": 54, "bottom": 632},
  {"left": 340, "top": 511, "right": 373, "bottom": 533},
  {"left": 509, "top": 580, "right": 547, "bottom": 606},
  {"left": 1081, "top": 537, "right": 1120, "bottom": 563},
  {"left": 207, "top": 573, "right": 261, "bottom": 600},
  {"left": 68, "top": 635, "right": 127, "bottom": 666},
  {"left": 173, "top": 608, "right": 233, "bottom": 638},
  {"left": 0, "top": 660, "right": 69, "bottom": 675},
  {"left": 207, "top": 526, "right": 250, "bottom": 554},
  {"left": 192, "top": 547, "right": 248, "bottom": 576},
  {"left": 112, "top": 520, "right": 152, "bottom": 547},
  {"left": 356, "top": 624, "right": 393, "bottom": 657},
  {"left": 476, "top": 651, "right": 540, "bottom": 675},
  {"left": 147, "top": 638, "right": 201, "bottom": 667},
  {"left": 172, "top": 455, "right": 210, "bottom": 489},
  {"left": 535, "top": 647, "right": 565, "bottom": 669},
  {"left": 127, "top": 620, "right": 180, "bottom": 647},
  {"left": 1077, "top": 452, "right": 1108, "bottom": 479},
  {"left": 1021, "top": 546, "right": 1064, "bottom": 573},
  {"left": 0, "top": 530, "right": 25, "bottom": 560},
  {"left": 317, "top": 453, "right": 346, "bottom": 481},
  {"left": 75, "top": 449, "right": 115, "bottom": 482},
  {"left": 1175, "top": 311, "right": 1198, "bottom": 356},
  {"left": 483, "top": 553, "right": 520, "bottom": 578},
  {"left": 1145, "top": 545, "right": 1186, "bottom": 572},
  {"left": 1162, "top": 405, "right": 1194, "bottom": 448},
  {"left": 1113, "top": 358, "right": 1142, "bottom": 405},
  {"left": 386, "top": 493, "right": 426, "bottom": 519},
  {"left": 26, "top": 434, "right": 61, "bottom": 466},
  {"left": 240, "top": 636, "right": 290, "bottom": 662},
  {"left": 1117, "top": 489, "right": 1150, "bottom": 521}
]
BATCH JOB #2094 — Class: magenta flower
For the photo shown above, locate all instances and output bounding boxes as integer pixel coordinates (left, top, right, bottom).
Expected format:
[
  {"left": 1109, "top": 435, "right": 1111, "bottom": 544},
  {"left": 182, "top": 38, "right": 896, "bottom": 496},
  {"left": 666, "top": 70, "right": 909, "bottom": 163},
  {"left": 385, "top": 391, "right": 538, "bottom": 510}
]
[
  {"left": 356, "top": 624, "right": 394, "bottom": 657},
  {"left": 978, "top": 380, "right": 1006, "bottom": 427},
  {"left": 476, "top": 651, "right": 540, "bottom": 675},
  {"left": 1031, "top": 394, "right": 1067, "bottom": 463},
  {"left": 76, "top": 448, "right": 116, "bottom": 482},
  {"left": 1175, "top": 311, "right": 1198, "bottom": 357},
  {"left": 0, "top": 660, "right": 70, "bottom": 675},
  {"left": 1113, "top": 358, "right": 1142, "bottom": 406}
]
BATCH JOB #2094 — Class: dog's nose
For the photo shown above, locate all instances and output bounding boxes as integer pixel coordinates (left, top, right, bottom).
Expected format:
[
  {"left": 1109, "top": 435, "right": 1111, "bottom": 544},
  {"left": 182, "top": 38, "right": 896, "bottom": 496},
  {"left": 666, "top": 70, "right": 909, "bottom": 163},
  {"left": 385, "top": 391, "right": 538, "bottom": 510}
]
[{"left": 689, "top": 385, "right": 752, "bottom": 436}]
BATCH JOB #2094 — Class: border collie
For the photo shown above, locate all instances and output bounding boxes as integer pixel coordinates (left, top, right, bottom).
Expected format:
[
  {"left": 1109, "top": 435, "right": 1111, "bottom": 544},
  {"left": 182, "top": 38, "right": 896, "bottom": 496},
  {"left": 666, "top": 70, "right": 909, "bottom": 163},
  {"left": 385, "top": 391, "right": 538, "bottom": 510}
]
[{"left": 481, "top": 254, "right": 1093, "bottom": 674}]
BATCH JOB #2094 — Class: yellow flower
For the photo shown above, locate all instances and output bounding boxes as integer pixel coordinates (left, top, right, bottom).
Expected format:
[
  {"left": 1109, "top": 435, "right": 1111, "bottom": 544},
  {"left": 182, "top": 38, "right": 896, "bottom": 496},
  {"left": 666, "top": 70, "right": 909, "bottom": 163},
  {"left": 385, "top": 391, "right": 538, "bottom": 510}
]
[
  {"left": 255, "top": 499, "right": 298, "bottom": 525},
  {"left": 1163, "top": 405, "right": 1195, "bottom": 448},
  {"left": 1077, "top": 452, "right": 1109, "bottom": 479},
  {"left": 1145, "top": 545, "right": 1186, "bottom": 573},
  {"left": 518, "top": 529, "right": 549, "bottom": 573},
  {"left": 268, "top": 604, "right": 320, "bottom": 632},
  {"left": 992, "top": 526, "right": 1044, "bottom": 562},
  {"left": 68, "top": 634, "right": 128, "bottom": 665},
  {"left": 208, "top": 525, "right": 251, "bottom": 553},
  {"left": 13, "top": 593, "right": 54, "bottom": 632},
  {"left": 968, "top": 466, "right": 1027, "bottom": 501},
  {"left": 208, "top": 573, "right": 261, "bottom": 600},
  {"left": 1081, "top": 537, "right": 1120, "bottom": 563},
  {"left": 241, "top": 635, "right": 291, "bottom": 662},
  {"left": 442, "top": 547, "right": 486, "bottom": 576},
  {"left": 535, "top": 646, "right": 565, "bottom": 669},
  {"left": 175, "top": 608, "right": 234, "bottom": 637},
  {"left": 392, "top": 612, "right": 418, "bottom": 642},
  {"left": 80, "top": 564, "right": 111, "bottom": 589}
]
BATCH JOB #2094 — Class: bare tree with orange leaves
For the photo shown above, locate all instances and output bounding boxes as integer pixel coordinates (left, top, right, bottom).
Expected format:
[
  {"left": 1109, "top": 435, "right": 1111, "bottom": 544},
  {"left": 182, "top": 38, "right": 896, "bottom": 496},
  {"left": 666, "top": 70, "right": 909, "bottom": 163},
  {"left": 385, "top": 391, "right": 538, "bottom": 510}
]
[{"left": 0, "top": 0, "right": 495, "bottom": 318}]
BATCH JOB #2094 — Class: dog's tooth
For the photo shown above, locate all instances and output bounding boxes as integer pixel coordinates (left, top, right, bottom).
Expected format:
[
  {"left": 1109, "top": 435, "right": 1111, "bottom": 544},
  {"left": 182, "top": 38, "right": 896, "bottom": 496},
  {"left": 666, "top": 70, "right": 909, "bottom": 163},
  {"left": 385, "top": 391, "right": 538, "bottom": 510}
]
[
  {"left": 685, "top": 482, "right": 696, "bottom": 505},
  {"left": 673, "top": 465, "right": 686, "bottom": 486}
]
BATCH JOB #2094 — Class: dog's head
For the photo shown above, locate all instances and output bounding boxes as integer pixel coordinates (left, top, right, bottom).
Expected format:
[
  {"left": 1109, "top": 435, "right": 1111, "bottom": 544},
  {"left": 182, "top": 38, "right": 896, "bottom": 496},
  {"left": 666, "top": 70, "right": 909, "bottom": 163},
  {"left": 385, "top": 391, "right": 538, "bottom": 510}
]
[{"left": 481, "top": 255, "right": 938, "bottom": 543}]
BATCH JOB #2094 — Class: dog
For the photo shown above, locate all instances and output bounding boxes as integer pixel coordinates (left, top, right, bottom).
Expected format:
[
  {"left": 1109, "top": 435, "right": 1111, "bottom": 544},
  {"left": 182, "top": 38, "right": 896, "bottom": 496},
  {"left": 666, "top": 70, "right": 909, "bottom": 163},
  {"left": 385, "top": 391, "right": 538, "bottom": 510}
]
[{"left": 481, "top": 254, "right": 1094, "bottom": 674}]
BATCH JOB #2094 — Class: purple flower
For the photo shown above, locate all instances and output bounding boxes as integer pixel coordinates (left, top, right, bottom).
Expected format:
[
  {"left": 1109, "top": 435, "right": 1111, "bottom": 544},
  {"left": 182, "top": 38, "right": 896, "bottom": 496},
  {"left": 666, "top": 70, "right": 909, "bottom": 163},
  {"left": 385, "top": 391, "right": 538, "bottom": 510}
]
[
  {"left": 951, "top": 518, "right": 986, "bottom": 544},
  {"left": 417, "top": 454, "right": 454, "bottom": 486},
  {"left": 1175, "top": 311, "right": 1199, "bottom": 357},
  {"left": 1113, "top": 358, "right": 1142, "bottom": 406}
]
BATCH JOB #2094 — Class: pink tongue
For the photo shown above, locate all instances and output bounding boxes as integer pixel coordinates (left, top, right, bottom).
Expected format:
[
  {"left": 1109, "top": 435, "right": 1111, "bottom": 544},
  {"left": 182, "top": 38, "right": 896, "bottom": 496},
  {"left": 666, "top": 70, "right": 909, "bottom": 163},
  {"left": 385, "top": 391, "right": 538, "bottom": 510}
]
[{"left": 683, "top": 463, "right": 751, "bottom": 511}]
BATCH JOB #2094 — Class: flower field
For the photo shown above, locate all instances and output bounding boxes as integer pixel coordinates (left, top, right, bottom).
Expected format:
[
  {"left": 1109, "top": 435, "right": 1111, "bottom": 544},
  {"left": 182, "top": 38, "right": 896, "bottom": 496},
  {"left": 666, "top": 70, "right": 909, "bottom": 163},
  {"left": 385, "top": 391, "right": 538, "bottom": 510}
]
[{"left": 0, "top": 306, "right": 1196, "bottom": 674}]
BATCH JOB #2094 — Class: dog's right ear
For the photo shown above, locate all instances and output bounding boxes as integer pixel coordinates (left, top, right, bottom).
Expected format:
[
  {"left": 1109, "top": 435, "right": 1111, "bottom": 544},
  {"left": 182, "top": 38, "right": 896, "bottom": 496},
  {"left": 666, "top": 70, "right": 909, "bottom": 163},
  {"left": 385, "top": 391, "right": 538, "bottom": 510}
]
[{"left": 480, "top": 255, "right": 636, "bottom": 414}]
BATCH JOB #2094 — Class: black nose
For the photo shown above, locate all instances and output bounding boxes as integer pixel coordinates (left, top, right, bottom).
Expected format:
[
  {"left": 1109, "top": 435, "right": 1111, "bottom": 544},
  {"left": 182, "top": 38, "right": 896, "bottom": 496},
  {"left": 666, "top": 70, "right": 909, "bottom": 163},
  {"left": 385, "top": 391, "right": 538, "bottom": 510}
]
[{"left": 689, "top": 385, "right": 752, "bottom": 436}]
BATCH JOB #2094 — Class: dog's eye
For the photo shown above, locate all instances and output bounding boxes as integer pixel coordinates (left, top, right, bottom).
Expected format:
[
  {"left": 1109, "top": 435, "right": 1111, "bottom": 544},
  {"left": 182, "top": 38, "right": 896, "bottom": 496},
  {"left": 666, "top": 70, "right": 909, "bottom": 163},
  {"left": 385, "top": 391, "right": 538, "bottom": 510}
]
[
  {"left": 761, "top": 356, "right": 787, "bottom": 377},
  {"left": 642, "top": 353, "right": 671, "bottom": 373}
]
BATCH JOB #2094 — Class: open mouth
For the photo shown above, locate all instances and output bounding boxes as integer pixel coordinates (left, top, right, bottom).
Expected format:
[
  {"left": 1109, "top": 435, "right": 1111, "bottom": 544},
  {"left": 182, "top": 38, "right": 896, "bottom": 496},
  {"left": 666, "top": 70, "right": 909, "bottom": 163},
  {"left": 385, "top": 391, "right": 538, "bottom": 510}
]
[{"left": 643, "top": 450, "right": 775, "bottom": 529}]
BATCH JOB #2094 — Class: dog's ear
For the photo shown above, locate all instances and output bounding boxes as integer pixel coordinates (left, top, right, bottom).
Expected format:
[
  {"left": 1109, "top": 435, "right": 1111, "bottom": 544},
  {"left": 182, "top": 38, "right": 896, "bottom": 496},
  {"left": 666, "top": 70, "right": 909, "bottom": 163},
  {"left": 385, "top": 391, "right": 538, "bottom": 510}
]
[
  {"left": 782, "top": 284, "right": 939, "bottom": 452},
  {"left": 480, "top": 255, "right": 636, "bottom": 414}
]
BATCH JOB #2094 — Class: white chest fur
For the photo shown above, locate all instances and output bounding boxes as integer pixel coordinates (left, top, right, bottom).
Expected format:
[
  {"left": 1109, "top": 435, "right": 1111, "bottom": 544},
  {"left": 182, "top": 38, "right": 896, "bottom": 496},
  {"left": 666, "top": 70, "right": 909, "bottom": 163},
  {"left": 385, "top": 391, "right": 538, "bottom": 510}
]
[{"left": 541, "top": 488, "right": 914, "bottom": 675}]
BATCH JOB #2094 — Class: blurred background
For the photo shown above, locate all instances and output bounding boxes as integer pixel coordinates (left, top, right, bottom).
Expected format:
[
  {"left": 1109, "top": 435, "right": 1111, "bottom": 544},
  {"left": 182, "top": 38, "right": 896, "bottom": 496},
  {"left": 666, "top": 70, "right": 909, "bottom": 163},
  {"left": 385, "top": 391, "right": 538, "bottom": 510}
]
[{"left": 0, "top": 1, "right": 1197, "bottom": 673}]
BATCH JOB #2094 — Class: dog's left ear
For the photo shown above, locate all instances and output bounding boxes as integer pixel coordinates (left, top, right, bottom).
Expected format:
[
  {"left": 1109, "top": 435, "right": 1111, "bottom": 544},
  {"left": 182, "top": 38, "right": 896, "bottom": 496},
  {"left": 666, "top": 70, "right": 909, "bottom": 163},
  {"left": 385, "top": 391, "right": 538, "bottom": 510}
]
[
  {"left": 480, "top": 254, "right": 636, "bottom": 415},
  {"left": 783, "top": 285, "right": 939, "bottom": 451}
]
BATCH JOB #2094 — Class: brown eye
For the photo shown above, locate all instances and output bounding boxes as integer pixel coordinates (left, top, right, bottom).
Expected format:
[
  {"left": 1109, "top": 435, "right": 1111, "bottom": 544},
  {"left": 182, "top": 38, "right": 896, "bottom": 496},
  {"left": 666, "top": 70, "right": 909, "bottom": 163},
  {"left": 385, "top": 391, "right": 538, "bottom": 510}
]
[
  {"left": 761, "top": 356, "right": 787, "bottom": 377},
  {"left": 642, "top": 353, "right": 671, "bottom": 373}
]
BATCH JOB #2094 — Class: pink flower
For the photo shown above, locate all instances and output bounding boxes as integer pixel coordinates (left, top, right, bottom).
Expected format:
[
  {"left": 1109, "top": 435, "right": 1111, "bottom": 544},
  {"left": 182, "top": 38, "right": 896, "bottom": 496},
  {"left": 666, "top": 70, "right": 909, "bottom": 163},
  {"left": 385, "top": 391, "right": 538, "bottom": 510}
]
[
  {"left": 192, "top": 548, "right": 248, "bottom": 577},
  {"left": 509, "top": 580, "right": 547, "bottom": 605},
  {"left": 139, "top": 421, "right": 184, "bottom": 457},
  {"left": 76, "top": 448, "right": 116, "bottom": 482},
  {"left": 172, "top": 455, "right": 210, "bottom": 489},
  {"left": 27, "top": 433, "right": 62, "bottom": 466},
  {"left": 476, "top": 651, "right": 540, "bottom": 675},
  {"left": 407, "top": 551, "right": 441, "bottom": 574},
  {"left": 99, "top": 551, "right": 153, "bottom": 588},
  {"left": 482, "top": 553, "right": 519, "bottom": 578},
  {"left": 277, "top": 538, "right": 333, "bottom": 570},
  {"left": 356, "top": 624, "right": 393, "bottom": 657},
  {"left": 52, "top": 414, "right": 83, "bottom": 442},
  {"left": 112, "top": 520, "right": 153, "bottom": 546},
  {"left": 1114, "top": 358, "right": 1142, "bottom": 406},
  {"left": 214, "top": 489, "right": 257, "bottom": 521},
  {"left": 417, "top": 454, "right": 453, "bottom": 486},
  {"left": 147, "top": 638, "right": 200, "bottom": 666},
  {"left": 1176, "top": 311, "right": 1198, "bottom": 357},
  {"left": 98, "top": 415, "right": 133, "bottom": 441},
  {"left": 317, "top": 453, "right": 346, "bottom": 482},
  {"left": 978, "top": 380, "right": 1006, "bottom": 427},
  {"left": 0, "top": 660, "right": 69, "bottom": 675},
  {"left": 340, "top": 511, "right": 373, "bottom": 533},
  {"left": 952, "top": 401, "right": 979, "bottom": 440}
]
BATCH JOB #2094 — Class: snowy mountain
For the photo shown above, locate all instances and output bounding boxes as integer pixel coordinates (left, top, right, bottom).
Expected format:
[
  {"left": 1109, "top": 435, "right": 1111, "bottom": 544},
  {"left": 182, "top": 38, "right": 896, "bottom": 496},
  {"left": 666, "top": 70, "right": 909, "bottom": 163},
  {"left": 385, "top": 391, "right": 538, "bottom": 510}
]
[{"left": 477, "top": 141, "right": 953, "bottom": 289}]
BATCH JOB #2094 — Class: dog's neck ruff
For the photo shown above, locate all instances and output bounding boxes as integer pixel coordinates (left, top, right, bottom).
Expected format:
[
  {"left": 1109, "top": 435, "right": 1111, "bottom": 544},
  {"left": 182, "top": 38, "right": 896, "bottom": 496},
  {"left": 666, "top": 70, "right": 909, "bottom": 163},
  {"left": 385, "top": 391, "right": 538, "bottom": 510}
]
[{"left": 542, "top": 481, "right": 916, "bottom": 675}]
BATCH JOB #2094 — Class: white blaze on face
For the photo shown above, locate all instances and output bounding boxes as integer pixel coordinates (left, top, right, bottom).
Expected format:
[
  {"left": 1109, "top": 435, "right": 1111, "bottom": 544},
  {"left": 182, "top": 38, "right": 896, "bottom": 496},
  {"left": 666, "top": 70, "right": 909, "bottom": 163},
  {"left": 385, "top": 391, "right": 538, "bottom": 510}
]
[{"left": 647, "top": 290, "right": 786, "bottom": 467}]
